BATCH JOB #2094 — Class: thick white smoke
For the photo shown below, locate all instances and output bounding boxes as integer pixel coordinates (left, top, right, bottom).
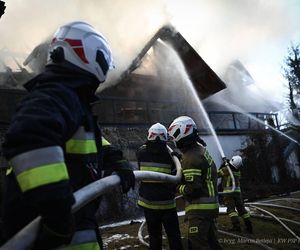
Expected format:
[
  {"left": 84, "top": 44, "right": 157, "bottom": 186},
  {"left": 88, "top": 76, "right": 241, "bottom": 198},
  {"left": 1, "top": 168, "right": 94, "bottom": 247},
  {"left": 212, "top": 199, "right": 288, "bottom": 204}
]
[
  {"left": 0, "top": 0, "right": 169, "bottom": 79},
  {"left": 0, "top": 0, "right": 299, "bottom": 103},
  {"left": 166, "top": 0, "right": 299, "bottom": 103}
]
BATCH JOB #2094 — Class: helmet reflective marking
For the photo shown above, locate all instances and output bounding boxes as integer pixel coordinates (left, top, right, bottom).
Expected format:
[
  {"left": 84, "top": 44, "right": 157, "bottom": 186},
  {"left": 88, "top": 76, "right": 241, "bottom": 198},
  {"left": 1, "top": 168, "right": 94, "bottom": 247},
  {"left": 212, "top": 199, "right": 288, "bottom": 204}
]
[
  {"left": 230, "top": 155, "right": 243, "bottom": 169},
  {"left": 48, "top": 21, "right": 114, "bottom": 83},
  {"left": 147, "top": 123, "right": 168, "bottom": 142},
  {"left": 168, "top": 116, "right": 197, "bottom": 143}
]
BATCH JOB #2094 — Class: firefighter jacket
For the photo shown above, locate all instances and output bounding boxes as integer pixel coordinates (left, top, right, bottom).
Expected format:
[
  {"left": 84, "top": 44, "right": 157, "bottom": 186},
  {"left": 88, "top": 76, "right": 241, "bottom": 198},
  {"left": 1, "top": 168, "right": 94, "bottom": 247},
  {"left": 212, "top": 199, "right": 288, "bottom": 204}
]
[
  {"left": 218, "top": 163, "right": 241, "bottom": 193},
  {"left": 136, "top": 141, "right": 177, "bottom": 210},
  {"left": 177, "top": 142, "right": 219, "bottom": 218},
  {"left": 2, "top": 65, "right": 130, "bottom": 244}
]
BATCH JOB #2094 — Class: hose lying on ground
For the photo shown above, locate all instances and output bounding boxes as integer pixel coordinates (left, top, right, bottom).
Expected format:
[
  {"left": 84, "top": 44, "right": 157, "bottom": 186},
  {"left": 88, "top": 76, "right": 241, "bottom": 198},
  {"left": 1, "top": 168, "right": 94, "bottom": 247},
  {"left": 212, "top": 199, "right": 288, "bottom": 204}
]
[
  {"left": 218, "top": 230, "right": 275, "bottom": 250},
  {"left": 246, "top": 202, "right": 300, "bottom": 213},
  {"left": 137, "top": 220, "right": 149, "bottom": 248},
  {"left": 137, "top": 215, "right": 275, "bottom": 250},
  {"left": 251, "top": 214, "right": 300, "bottom": 226},
  {"left": 249, "top": 204, "right": 300, "bottom": 241},
  {"left": 260, "top": 197, "right": 300, "bottom": 203}
]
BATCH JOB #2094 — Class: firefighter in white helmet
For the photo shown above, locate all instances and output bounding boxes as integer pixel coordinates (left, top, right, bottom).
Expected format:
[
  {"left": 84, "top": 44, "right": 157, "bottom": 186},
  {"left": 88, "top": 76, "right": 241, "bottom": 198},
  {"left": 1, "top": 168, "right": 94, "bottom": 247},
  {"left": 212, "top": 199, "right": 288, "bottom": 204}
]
[
  {"left": 1, "top": 21, "right": 135, "bottom": 249},
  {"left": 218, "top": 155, "right": 252, "bottom": 233},
  {"left": 136, "top": 123, "right": 183, "bottom": 250},
  {"left": 168, "top": 116, "right": 222, "bottom": 250}
]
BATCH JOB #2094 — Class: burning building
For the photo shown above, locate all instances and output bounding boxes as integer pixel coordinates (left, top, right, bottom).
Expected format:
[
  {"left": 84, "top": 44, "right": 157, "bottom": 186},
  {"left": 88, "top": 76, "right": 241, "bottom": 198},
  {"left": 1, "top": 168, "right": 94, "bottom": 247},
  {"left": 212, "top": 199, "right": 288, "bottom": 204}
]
[
  {"left": 0, "top": 25, "right": 299, "bottom": 199},
  {"left": 0, "top": 25, "right": 227, "bottom": 159},
  {"left": 0, "top": 24, "right": 230, "bottom": 224},
  {"left": 94, "top": 26, "right": 226, "bottom": 126}
]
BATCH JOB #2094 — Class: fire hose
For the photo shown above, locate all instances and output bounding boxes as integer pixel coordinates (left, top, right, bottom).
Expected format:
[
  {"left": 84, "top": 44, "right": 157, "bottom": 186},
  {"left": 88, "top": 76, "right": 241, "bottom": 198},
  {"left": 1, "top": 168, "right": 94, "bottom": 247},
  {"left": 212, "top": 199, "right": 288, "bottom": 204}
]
[
  {"left": 249, "top": 204, "right": 300, "bottom": 241},
  {"left": 137, "top": 221, "right": 149, "bottom": 248},
  {"left": 218, "top": 230, "right": 275, "bottom": 250},
  {"left": 136, "top": 202, "right": 300, "bottom": 249},
  {"left": 175, "top": 152, "right": 237, "bottom": 201},
  {"left": 260, "top": 197, "right": 300, "bottom": 203},
  {"left": 138, "top": 202, "right": 299, "bottom": 249},
  {"left": 1, "top": 146, "right": 182, "bottom": 250},
  {"left": 218, "top": 157, "right": 236, "bottom": 195},
  {"left": 246, "top": 202, "right": 300, "bottom": 213},
  {"left": 137, "top": 214, "right": 275, "bottom": 250},
  {"left": 251, "top": 214, "right": 300, "bottom": 226}
]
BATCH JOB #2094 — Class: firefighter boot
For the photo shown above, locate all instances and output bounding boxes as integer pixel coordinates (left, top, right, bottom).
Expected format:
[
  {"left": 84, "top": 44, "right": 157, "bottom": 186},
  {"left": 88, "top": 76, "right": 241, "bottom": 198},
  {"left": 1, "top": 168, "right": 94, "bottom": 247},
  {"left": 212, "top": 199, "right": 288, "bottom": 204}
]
[
  {"left": 244, "top": 219, "right": 253, "bottom": 233},
  {"left": 229, "top": 217, "right": 241, "bottom": 232}
]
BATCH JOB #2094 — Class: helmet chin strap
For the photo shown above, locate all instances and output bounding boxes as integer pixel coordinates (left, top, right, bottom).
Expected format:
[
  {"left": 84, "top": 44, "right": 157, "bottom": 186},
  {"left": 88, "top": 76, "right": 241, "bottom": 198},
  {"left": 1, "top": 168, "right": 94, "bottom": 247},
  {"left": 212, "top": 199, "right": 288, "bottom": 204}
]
[
  {"left": 50, "top": 47, "right": 65, "bottom": 63},
  {"left": 147, "top": 138, "right": 167, "bottom": 145},
  {"left": 176, "top": 132, "right": 198, "bottom": 150},
  {"left": 75, "top": 84, "right": 100, "bottom": 105}
]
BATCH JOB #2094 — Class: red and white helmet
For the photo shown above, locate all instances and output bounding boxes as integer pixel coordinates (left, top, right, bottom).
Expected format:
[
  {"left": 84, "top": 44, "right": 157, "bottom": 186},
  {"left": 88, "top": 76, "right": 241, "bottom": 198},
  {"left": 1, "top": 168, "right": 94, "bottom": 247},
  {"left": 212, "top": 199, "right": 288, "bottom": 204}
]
[
  {"left": 147, "top": 123, "right": 168, "bottom": 142},
  {"left": 230, "top": 155, "right": 243, "bottom": 169},
  {"left": 47, "top": 21, "right": 114, "bottom": 83},
  {"left": 168, "top": 116, "right": 197, "bottom": 144}
]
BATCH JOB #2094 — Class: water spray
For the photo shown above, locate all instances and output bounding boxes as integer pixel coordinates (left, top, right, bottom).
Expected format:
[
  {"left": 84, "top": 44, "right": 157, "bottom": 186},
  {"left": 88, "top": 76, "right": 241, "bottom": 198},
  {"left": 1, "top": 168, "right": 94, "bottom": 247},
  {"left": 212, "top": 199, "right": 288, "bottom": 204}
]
[
  {"left": 173, "top": 51, "right": 236, "bottom": 194},
  {"left": 221, "top": 100, "right": 300, "bottom": 146},
  {"left": 192, "top": 93, "right": 236, "bottom": 194}
]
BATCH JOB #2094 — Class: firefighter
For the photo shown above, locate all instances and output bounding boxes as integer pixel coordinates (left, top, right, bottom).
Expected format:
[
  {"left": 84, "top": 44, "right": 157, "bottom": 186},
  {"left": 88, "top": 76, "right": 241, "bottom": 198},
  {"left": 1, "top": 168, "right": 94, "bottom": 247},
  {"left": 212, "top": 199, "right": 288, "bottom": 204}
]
[
  {"left": 218, "top": 156, "right": 252, "bottom": 233},
  {"left": 0, "top": 21, "right": 135, "bottom": 249},
  {"left": 136, "top": 123, "right": 183, "bottom": 250},
  {"left": 168, "top": 116, "right": 223, "bottom": 250}
]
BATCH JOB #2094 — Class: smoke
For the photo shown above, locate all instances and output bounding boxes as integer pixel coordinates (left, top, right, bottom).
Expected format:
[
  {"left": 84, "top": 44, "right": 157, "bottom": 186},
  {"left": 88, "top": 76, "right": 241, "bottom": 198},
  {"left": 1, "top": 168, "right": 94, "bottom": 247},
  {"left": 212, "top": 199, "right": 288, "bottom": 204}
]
[
  {"left": 166, "top": 0, "right": 299, "bottom": 105},
  {"left": 167, "top": 0, "right": 298, "bottom": 72},
  {"left": 0, "top": 0, "right": 169, "bottom": 78},
  {"left": 164, "top": 0, "right": 298, "bottom": 110},
  {"left": 0, "top": 0, "right": 298, "bottom": 100}
]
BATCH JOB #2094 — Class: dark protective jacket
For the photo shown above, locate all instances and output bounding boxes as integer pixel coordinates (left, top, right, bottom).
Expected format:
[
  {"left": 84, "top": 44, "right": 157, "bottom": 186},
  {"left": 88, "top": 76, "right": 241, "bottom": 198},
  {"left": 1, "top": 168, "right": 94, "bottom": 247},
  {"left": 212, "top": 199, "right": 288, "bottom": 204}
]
[
  {"left": 218, "top": 163, "right": 241, "bottom": 193},
  {"left": 1, "top": 65, "right": 130, "bottom": 247},
  {"left": 136, "top": 141, "right": 177, "bottom": 210},
  {"left": 177, "top": 142, "right": 219, "bottom": 218}
]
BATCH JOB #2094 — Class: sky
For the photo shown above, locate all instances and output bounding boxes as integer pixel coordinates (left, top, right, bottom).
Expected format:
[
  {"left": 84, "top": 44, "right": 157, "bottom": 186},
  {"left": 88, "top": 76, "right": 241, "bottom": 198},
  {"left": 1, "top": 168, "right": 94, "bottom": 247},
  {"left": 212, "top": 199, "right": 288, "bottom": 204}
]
[{"left": 0, "top": 0, "right": 299, "bottom": 103}]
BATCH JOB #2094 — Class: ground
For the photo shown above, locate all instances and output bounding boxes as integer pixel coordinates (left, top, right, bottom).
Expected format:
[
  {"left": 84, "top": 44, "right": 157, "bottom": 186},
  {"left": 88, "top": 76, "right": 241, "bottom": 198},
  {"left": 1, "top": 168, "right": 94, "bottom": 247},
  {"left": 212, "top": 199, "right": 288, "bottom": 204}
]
[{"left": 100, "top": 193, "right": 300, "bottom": 250}]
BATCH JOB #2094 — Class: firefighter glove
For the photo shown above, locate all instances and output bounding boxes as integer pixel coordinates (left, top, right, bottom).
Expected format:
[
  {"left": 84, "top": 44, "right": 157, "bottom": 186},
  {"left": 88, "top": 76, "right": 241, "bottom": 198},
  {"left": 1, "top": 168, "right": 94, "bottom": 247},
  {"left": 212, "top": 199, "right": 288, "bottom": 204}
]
[
  {"left": 171, "top": 151, "right": 182, "bottom": 161},
  {"left": 197, "top": 136, "right": 207, "bottom": 146},
  {"left": 221, "top": 157, "right": 230, "bottom": 168},
  {"left": 116, "top": 168, "right": 135, "bottom": 193}
]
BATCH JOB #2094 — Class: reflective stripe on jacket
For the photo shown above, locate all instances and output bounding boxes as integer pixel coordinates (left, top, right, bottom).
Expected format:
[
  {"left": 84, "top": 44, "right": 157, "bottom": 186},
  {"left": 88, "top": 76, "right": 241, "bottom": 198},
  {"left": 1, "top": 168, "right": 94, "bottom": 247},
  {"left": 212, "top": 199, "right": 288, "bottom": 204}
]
[
  {"left": 179, "top": 143, "right": 219, "bottom": 217},
  {"left": 10, "top": 146, "right": 69, "bottom": 192},
  {"left": 1, "top": 71, "right": 131, "bottom": 244},
  {"left": 3, "top": 82, "right": 86, "bottom": 198},
  {"left": 218, "top": 165, "right": 241, "bottom": 193},
  {"left": 66, "top": 126, "right": 97, "bottom": 154},
  {"left": 137, "top": 142, "right": 176, "bottom": 210}
]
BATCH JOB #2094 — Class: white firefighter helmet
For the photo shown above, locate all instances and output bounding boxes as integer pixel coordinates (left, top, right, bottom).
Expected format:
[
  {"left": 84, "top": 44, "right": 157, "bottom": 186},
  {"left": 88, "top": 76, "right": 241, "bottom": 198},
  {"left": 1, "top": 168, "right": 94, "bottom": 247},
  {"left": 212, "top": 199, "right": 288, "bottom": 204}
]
[
  {"left": 230, "top": 155, "right": 243, "bottom": 169},
  {"left": 168, "top": 116, "right": 197, "bottom": 145},
  {"left": 147, "top": 123, "right": 168, "bottom": 141},
  {"left": 47, "top": 21, "right": 114, "bottom": 83}
]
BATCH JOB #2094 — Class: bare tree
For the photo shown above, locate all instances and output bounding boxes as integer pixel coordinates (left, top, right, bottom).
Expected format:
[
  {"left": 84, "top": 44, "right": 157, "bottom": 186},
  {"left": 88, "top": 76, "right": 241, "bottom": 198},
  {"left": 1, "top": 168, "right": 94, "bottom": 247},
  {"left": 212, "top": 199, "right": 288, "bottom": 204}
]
[
  {"left": 283, "top": 44, "right": 300, "bottom": 109},
  {"left": 0, "top": 1, "right": 5, "bottom": 19}
]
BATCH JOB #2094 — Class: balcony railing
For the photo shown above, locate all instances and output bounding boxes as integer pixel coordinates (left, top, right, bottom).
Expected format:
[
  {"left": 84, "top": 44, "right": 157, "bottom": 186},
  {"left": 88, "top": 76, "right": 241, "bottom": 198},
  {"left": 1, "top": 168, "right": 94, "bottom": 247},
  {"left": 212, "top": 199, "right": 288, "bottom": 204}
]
[{"left": 93, "top": 97, "right": 279, "bottom": 133}]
